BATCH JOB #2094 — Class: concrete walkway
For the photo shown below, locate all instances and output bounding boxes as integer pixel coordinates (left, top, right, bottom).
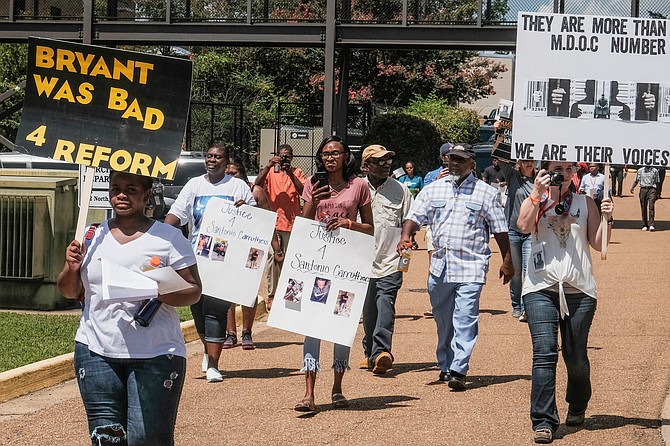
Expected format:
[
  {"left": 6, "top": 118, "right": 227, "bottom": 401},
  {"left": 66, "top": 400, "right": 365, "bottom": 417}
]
[{"left": 0, "top": 176, "right": 669, "bottom": 445}]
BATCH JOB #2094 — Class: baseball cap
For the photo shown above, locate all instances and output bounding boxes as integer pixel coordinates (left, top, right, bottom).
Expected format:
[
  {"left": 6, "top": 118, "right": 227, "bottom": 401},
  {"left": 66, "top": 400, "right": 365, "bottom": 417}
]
[
  {"left": 447, "top": 144, "right": 476, "bottom": 159},
  {"left": 439, "top": 142, "right": 453, "bottom": 156},
  {"left": 362, "top": 144, "right": 396, "bottom": 163}
]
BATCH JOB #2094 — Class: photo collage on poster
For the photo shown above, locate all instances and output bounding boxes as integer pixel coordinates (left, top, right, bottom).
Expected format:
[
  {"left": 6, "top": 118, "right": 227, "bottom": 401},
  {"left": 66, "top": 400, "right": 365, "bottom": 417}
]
[
  {"left": 282, "top": 275, "right": 355, "bottom": 317},
  {"left": 196, "top": 233, "right": 265, "bottom": 270},
  {"left": 523, "top": 79, "right": 669, "bottom": 123}
]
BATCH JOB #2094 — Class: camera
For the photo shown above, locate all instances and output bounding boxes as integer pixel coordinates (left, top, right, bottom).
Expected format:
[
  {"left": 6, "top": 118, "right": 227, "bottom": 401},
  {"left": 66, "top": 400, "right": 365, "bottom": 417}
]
[
  {"left": 280, "top": 154, "right": 290, "bottom": 168},
  {"left": 548, "top": 170, "right": 565, "bottom": 186}
]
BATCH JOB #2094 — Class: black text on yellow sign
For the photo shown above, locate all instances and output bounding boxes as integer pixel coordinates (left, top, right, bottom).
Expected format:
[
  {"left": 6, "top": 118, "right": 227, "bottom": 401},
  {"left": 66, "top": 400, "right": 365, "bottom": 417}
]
[
  {"left": 33, "top": 45, "right": 164, "bottom": 131},
  {"left": 25, "top": 125, "right": 177, "bottom": 178}
]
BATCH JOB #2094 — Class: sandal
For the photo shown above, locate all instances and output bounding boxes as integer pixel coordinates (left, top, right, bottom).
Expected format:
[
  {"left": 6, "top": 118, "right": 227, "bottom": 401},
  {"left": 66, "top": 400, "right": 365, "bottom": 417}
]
[
  {"left": 294, "top": 397, "right": 316, "bottom": 412},
  {"left": 331, "top": 393, "right": 349, "bottom": 408}
]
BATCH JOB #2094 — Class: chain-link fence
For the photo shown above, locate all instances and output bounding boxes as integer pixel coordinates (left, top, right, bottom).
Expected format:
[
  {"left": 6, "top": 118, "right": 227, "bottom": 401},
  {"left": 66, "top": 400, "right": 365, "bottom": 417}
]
[
  {"left": 10, "top": 0, "right": 83, "bottom": 19},
  {"left": 185, "top": 101, "right": 244, "bottom": 154}
]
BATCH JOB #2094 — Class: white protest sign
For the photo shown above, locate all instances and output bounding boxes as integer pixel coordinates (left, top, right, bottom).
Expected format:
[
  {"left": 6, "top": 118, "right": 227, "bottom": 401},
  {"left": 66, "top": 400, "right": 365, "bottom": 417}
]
[
  {"left": 195, "top": 198, "right": 277, "bottom": 307},
  {"left": 78, "top": 166, "right": 111, "bottom": 209},
  {"left": 267, "top": 216, "right": 375, "bottom": 347},
  {"left": 513, "top": 12, "right": 670, "bottom": 166}
]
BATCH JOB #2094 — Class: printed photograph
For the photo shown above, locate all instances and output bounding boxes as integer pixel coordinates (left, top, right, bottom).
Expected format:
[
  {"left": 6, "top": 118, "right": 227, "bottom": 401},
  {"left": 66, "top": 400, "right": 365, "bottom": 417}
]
[
  {"left": 283, "top": 278, "right": 303, "bottom": 312},
  {"left": 635, "top": 82, "right": 659, "bottom": 121},
  {"left": 245, "top": 247, "right": 264, "bottom": 270},
  {"left": 523, "top": 80, "right": 548, "bottom": 116},
  {"left": 658, "top": 84, "right": 670, "bottom": 121},
  {"left": 547, "top": 78, "right": 570, "bottom": 117},
  {"left": 310, "top": 277, "right": 331, "bottom": 304},
  {"left": 333, "top": 290, "right": 355, "bottom": 318},
  {"left": 196, "top": 234, "right": 212, "bottom": 257},
  {"left": 211, "top": 238, "right": 229, "bottom": 261}
]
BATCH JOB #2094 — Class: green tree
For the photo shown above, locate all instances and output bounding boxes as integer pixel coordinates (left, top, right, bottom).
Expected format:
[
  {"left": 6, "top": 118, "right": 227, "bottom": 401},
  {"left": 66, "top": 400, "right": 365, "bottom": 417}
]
[
  {"left": 403, "top": 94, "right": 481, "bottom": 144},
  {"left": 361, "top": 113, "right": 441, "bottom": 174},
  {"left": 0, "top": 44, "right": 28, "bottom": 146}
]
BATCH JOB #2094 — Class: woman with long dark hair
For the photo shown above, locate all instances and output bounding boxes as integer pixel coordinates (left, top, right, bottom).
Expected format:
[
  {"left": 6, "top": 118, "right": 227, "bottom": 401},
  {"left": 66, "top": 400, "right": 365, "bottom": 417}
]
[
  {"left": 294, "top": 135, "right": 374, "bottom": 412},
  {"left": 517, "top": 160, "right": 613, "bottom": 444}
]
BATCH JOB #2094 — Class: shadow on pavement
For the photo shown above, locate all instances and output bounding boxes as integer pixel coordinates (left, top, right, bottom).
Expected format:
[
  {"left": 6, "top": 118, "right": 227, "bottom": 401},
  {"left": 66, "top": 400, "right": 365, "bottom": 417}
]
[
  {"left": 334, "top": 395, "right": 420, "bottom": 412},
  {"left": 254, "top": 341, "right": 303, "bottom": 349},
  {"left": 554, "top": 414, "right": 661, "bottom": 440},
  {"left": 465, "top": 374, "right": 531, "bottom": 390},
  {"left": 378, "top": 362, "right": 437, "bottom": 379},
  {"left": 480, "top": 308, "right": 507, "bottom": 316},
  {"left": 216, "top": 367, "right": 299, "bottom": 380},
  {"left": 395, "top": 314, "right": 423, "bottom": 321}
]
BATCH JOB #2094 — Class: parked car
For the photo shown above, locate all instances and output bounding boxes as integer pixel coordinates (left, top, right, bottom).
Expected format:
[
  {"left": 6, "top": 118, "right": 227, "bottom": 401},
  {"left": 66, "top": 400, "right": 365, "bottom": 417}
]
[{"left": 473, "top": 134, "right": 495, "bottom": 172}]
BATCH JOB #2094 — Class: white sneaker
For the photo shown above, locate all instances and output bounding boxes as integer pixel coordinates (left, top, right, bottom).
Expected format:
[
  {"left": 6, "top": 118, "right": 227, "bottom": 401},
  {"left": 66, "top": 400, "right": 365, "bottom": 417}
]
[
  {"left": 642, "top": 226, "right": 648, "bottom": 231},
  {"left": 206, "top": 367, "right": 223, "bottom": 383},
  {"left": 649, "top": 225, "right": 655, "bottom": 231},
  {"left": 201, "top": 354, "right": 208, "bottom": 373}
]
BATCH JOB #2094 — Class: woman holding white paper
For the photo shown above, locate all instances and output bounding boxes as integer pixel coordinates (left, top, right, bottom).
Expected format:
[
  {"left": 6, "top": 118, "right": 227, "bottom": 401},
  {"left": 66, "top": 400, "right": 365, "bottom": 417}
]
[
  {"left": 164, "top": 144, "right": 256, "bottom": 382},
  {"left": 294, "top": 135, "right": 374, "bottom": 412},
  {"left": 57, "top": 171, "right": 202, "bottom": 445}
]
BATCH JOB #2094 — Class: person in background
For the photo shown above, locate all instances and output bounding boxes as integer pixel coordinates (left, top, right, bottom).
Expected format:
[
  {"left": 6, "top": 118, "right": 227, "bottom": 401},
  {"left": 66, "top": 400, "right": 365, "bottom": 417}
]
[
  {"left": 657, "top": 167, "right": 666, "bottom": 199},
  {"left": 482, "top": 158, "right": 503, "bottom": 185},
  {"left": 609, "top": 164, "right": 624, "bottom": 197},
  {"left": 165, "top": 144, "right": 256, "bottom": 383},
  {"left": 359, "top": 144, "right": 412, "bottom": 375},
  {"left": 399, "top": 144, "right": 513, "bottom": 391},
  {"left": 223, "top": 158, "right": 279, "bottom": 350},
  {"left": 398, "top": 161, "right": 424, "bottom": 198},
  {"left": 572, "top": 162, "right": 588, "bottom": 191},
  {"left": 295, "top": 135, "right": 374, "bottom": 412},
  {"left": 579, "top": 163, "right": 606, "bottom": 209},
  {"left": 517, "top": 161, "right": 613, "bottom": 444},
  {"left": 57, "top": 171, "right": 202, "bottom": 445},
  {"left": 398, "top": 161, "right": 423, "bottom": 249},
  {"left": 498, "top": 159, "right": 536, "bottom": 322},
  {"left": 255, "top": 144, "right": 306, "bottom": 311},
  {"left": 630, "top": 165, "right": 659, "bottom": 231}
]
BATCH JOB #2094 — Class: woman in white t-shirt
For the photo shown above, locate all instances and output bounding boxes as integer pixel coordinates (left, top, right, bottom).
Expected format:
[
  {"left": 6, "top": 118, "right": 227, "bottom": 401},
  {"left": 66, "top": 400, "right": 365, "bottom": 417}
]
[
  {"left": 165, "top": 144, "right": 255, "bottom": 383},
  {"left": 57, "top": 171, "right": 202, "bottom": 445},
  {"left": 517, "top": 161, "right": 614, "bottom": 444}
]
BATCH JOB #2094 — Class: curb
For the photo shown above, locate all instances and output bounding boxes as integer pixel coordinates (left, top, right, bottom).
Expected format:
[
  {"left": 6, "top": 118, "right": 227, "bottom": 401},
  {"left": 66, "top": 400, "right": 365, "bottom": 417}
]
[{"left": 0, "top": 298, "right": 268, "bottom": 404}]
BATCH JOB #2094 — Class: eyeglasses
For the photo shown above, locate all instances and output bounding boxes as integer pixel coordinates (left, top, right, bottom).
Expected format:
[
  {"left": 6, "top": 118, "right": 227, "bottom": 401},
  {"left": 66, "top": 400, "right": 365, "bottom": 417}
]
[
  {"left": 321, "top": 151, "right": 343, "bottom": 159},
  {"left": 368, "top": 158, "right": 393, "bottom": 166}
]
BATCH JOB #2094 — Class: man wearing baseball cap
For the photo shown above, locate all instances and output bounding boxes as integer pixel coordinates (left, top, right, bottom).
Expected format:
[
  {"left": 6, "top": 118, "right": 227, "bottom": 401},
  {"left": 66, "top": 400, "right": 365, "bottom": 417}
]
[
  {"left": 424, "top": 142, "right": 453, "bottom": 186},
  {"left": 359, "top": 144, "right": 413, "bottom": 375},
  {"left": 398, "top": 143, "right": 514, "bottom": 390}
]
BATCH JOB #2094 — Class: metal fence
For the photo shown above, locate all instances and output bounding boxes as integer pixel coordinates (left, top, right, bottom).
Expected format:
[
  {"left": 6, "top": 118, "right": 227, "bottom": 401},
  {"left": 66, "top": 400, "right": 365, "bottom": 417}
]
[
  {"left": 3, "top": 1, "right": 667, "bottom": 22},
  {"left": 185, "top": 101, "right": 244, "bottom": 154}
]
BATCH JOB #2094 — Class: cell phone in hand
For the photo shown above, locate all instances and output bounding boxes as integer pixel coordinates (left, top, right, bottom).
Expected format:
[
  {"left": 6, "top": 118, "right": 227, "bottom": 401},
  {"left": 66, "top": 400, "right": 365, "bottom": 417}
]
[{"left": 312, "top": 171, "right": 331, "bottom": 198}]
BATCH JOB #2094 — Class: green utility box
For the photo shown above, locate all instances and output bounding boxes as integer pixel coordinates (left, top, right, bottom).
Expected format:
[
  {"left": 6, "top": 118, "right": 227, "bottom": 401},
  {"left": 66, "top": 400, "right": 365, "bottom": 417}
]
[{"left": 0, "top": 169, "right": 79, "bottom": 310}]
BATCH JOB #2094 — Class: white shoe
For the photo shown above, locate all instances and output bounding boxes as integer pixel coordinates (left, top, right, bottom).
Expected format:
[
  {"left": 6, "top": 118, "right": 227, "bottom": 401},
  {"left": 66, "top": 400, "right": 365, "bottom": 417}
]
[
  {"left": 201, "top": 354, "right": 208, "bottom": 373},
  {"left": 649, "top": 225, "right": 655, "bottom": 231},
  {"left": 642, "top": 227, "right": 648, "bottom": 231},
  {"left": 206, "top": 367, "right": 223, "bottom": 383}
]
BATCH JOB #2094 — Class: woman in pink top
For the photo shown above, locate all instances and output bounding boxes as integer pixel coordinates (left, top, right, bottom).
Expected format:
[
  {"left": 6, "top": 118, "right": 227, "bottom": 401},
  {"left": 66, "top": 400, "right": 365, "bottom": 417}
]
[{"left": 294, "top": 135, "right": 374, "bottom": 412}]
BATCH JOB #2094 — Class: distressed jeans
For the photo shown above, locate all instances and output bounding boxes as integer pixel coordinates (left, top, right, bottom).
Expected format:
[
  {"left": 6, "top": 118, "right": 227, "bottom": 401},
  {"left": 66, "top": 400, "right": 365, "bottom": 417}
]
[
  {"left": 362, "top": 271, "right": 403, "bottom": 364},
  {"left": 508, "top": 229, "right": 532, "bottom": 313},
  {"left": 74, "top": 342, "right": 186, "bottom": 446},
  {"left": 524, "top": 290, "right": 596, "bottom": 433},
  {"left": 302, "top": 337, "right": 350, "bottom": 373}
]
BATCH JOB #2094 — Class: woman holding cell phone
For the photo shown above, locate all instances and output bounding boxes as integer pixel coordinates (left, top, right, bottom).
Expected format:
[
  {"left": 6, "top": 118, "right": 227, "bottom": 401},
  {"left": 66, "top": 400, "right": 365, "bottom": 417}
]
[{"left": 294, "top": 135, "right": 374, "bottom": 412}]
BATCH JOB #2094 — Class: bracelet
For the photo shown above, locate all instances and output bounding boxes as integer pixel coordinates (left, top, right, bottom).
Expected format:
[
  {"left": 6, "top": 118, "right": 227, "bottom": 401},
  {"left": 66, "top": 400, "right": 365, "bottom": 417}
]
[
  {"left": 606, "top": 218, "right": 614, "bottom": 225},
  {"left": 346, "top": 219, "right": 352, "bottom": 229},
  {"left": 528, "top": 194, "right": 541, "bottom": 203}
]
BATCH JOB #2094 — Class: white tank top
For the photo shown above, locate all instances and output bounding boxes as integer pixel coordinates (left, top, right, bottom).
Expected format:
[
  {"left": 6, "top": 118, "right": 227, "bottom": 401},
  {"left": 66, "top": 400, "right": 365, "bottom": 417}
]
[{"left": 522, "top": 193, "right": 597, "bottom": 318}]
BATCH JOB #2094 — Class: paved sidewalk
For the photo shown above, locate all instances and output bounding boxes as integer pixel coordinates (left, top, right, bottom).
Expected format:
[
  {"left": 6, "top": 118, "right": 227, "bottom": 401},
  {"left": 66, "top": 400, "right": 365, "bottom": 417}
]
[{"left": 0, "top": 178, "right": 669, "bottom": 445}]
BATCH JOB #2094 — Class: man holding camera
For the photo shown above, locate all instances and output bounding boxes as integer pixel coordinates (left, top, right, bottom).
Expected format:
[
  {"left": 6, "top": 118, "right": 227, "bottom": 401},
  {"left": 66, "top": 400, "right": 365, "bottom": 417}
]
[
  {"left": 255, "top": 144, "right": 306, "bottom": 310},
  {"left": 398, "top": 144, "right": 514, "bottom": 391}
]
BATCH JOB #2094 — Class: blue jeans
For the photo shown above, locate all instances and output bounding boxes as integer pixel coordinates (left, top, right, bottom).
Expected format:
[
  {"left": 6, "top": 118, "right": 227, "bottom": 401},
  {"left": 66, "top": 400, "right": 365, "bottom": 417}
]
[
  {"left": 190, "top": 294, "right": 232, "bottom": 342},
  {"left": 74, "top": 342, "right": 186, "bottom": 446},
  {"left": 508, "top": 229, "right": 532, "bottom": 313},
  {"left": 427, "top": 271, "right": 483, "bottom": 375},
  {"left": 524, "top": 290, "right": 596, "bottom": 433},
  {"left": 362, "top": 271, "right": 403, "bottom": 364},
  {"left": 302, "top": 337, "right": 350, "bottom": 373}
]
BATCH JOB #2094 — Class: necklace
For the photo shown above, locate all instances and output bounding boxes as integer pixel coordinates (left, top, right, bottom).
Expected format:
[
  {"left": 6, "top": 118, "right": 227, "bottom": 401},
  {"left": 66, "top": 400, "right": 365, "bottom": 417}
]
[{"left": 330, "top": 180, "right": 348, "bottom": 191}]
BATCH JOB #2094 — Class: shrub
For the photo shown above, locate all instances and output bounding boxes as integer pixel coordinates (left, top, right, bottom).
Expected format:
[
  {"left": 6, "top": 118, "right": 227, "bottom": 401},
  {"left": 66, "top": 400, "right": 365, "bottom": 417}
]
[
  {"left": 403, "top": 95, "right": 481, "bottom": 144},
  {"left": 361, "top": 113, "right": 441, "bottom": 175}
]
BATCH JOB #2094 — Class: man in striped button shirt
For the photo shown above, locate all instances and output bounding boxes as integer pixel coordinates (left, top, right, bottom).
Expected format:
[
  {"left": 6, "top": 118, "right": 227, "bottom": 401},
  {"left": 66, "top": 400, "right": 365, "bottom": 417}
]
[{"left": 398, "top": 144, "right": 514, "bottom": 391}]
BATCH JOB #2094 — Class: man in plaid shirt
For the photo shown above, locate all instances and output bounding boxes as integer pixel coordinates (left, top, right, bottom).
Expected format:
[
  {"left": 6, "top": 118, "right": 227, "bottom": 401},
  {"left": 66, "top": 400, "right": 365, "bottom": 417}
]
[{"left": 398, "top": 144, "right": 514, "bottom": 390}]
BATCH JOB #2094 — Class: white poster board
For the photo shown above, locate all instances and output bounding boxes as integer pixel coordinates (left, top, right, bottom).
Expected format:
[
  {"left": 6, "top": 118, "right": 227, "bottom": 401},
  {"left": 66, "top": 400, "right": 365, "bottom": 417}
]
[
  {"left": 267, "top": 216, "right": 375, "bottom": 347},
  {"left": 195, "top": 198, "right": 277, "bottom": 307},
  {"left": 78, "top": 166, "right": 112, "bottom": 209},
  {"left": 513, "top": 12, "right": 670, "bottom": 166}
]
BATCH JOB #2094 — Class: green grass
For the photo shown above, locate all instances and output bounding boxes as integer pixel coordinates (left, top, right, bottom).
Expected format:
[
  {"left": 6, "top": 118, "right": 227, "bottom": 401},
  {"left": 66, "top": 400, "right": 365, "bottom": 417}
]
[{"left": 0, "top": 308, "right": 194, "bottom": 373}]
